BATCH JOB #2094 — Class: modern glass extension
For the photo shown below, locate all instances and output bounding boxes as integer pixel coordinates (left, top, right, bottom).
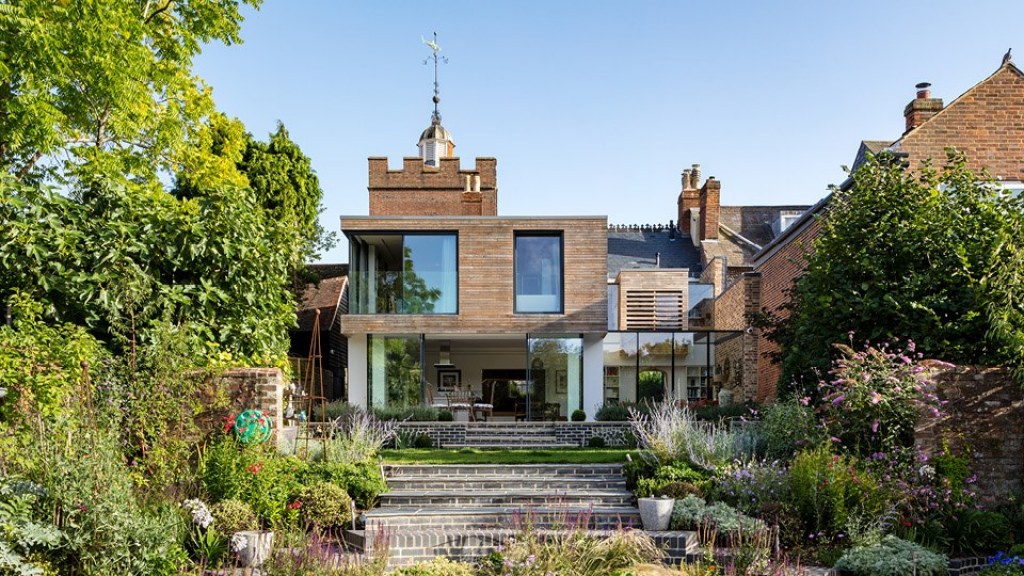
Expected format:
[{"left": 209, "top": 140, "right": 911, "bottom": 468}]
[{"left": 349, "top": 233, "right": 458, "bottom": 314}]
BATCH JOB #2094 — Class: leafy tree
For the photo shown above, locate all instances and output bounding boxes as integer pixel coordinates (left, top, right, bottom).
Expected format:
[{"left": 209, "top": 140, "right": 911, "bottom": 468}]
[
  {"left": 0, "top": 0, "right": 260, "bottom": 185},
  {"left": 0, "top": 172, "right": 295, "bottom": 362},
  {"left": 776, "top": 152, "right": 1024, "bottom": 395}
]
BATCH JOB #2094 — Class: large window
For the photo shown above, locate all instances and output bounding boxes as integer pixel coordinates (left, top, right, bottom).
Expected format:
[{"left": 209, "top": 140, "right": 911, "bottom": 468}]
[
  {"left": 349, "top": 233, "right": 457, "bottom": 314},
  {"left": 368, "top": 335, "right": 423, "bottom": 408},
  {"left": 515, "top": 233, "right": 563, "bottom": 313}
]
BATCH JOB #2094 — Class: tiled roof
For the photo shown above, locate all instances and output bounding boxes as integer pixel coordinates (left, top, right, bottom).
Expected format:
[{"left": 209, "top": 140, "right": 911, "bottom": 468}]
[
  {"left": 295, "top": 276, "right": 346, "bottom": 332},
  {"left": 607, "top": 227, "right": 703, "bottom": 278},
  {"left": 851, "top": 140, "right": 894, "bottom": 172}
]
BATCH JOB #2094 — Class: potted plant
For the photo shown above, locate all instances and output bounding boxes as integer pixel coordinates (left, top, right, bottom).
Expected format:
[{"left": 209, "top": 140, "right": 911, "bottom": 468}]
[
  {"left": 232, "top": 529, "right": 275, "bottom": 567},
  {"left": 637, "top": 494, "right": 675, "bottom": 531}
]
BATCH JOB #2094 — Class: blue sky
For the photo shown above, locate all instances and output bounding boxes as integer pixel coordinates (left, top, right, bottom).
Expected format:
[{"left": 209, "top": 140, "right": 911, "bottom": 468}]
[{"left": 194, "top": 1, "right": 1024, "bottom": 263}]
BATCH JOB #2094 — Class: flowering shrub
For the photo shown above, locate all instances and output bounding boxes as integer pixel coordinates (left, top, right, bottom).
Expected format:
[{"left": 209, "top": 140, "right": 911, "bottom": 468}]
[
  {"left": 757, "top": 400, "right": 822, "bottom": 460},
  {"left": 630, "top": 401, "right": 753, "bottom": 472},
  {"left": 816, "top": 341, "right": 945, "bottom": 458},
  {"left": 321, "top": 407, "right": 397, "bottom": 463},
  {"left": 712, "top": 460, "right": 792, "bottom": 517}
]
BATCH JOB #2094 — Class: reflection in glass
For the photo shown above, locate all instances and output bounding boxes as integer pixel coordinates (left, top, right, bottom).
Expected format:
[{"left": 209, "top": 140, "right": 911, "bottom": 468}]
[
  {"left": 368, "top": 335, "right": 422, "bottom": 408},
  {"left": 515, "top": 234, "right": 562, "bottom": 313},
  {"left": 349, "top": 233, "right": 457, "bottom": 314},
  {"left": 526, "top": 335, "right": 582, "bottom": 420}
]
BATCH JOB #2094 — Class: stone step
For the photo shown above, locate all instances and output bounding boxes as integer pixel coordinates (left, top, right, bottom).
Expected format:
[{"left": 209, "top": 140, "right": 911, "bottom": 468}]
[
  {"left": 385, "top": 463, "right": 624, "bottom": 478},
  {"left": 345, "top": 528, "right": 699, "bottom": 568},
  {"left": 385, "top": 475, "right": 627, "bottom": 491},
  {"left": 379, "top": 488, "right": 635, "bottom": 507},
  {"left": 364, "top": 505, "right": 641, "bottom": 530}
]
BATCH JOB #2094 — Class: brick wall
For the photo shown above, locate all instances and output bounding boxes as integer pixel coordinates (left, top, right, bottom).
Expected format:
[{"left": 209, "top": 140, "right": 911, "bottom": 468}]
[
  {"left": 712, "top": 273, "right": 761, "bottom": 403},
  {"left": 899, "top": 64, "right": 1024, "bottom": 182},
  {"left": 752, "top": 216, "right": 822, "bottom": 400},
  {"left": 915, "top": 365, "right": 1024, "bottom": 501},
  {"left": 209, "top": 368, "right": 285, "bottom": 439},
  {"left": 368, "top": 157, "right": 498, "bottom": 216}
]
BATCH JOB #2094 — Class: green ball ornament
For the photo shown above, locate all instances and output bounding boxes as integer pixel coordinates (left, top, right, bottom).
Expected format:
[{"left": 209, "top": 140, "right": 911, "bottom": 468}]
[{"left": 234, "top": 409, "right": 272, "bottom": 445}]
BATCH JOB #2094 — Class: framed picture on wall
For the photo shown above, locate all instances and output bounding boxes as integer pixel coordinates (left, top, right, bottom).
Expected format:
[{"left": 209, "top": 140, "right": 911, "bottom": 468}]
[
  {"left": 555, "top": 369, "right": 567, "bottom": 394},
  {"left": 438, "top": 369, "right": 461, "bottom": 392}
]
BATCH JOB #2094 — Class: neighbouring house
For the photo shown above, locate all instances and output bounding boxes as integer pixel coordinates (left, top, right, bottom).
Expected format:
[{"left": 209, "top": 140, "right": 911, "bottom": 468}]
[
  {"left": 749, "top": 56, "right": 1024, "bottom": 401},
  {"left": 289, "top": 264, "right": 349, "bottom": 401}
]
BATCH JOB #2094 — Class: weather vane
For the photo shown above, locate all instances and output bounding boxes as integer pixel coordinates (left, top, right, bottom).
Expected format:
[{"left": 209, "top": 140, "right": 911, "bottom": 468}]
[{"left": 421, "top": 32, "right": 447, "bottom": 124}]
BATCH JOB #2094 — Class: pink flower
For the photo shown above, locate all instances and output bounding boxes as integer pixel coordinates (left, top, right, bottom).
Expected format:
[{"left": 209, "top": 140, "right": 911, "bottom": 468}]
[
  {"left": 870, "top": 391, "right": 882, "bottom": 405},
  {"left": 871, "top": 419, "right": 879, "bottom": 433}
]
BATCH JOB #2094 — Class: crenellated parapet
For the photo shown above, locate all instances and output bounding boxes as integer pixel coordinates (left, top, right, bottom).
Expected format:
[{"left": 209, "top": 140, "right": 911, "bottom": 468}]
[{"left": 368, "top": 156, "right": 498, "bottom": 216}]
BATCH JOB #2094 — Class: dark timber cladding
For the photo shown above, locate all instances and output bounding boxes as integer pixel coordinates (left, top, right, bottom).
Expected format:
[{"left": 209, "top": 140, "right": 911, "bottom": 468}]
[{"left": 340, "top": 216, "right": 608, "bottom": 335}]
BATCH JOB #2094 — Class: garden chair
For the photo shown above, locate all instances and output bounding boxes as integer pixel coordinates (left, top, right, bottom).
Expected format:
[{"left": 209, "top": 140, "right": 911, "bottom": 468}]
[{"left": 473, "top": 380, "right": 496, "bottom": 422}]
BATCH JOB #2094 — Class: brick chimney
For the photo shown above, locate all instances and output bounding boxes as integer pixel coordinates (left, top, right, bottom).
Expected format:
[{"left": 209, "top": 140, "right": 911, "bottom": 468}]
[
  {"left": 699, "top": 177, "right": 720, "bottom": 241},
  {"left": 677, "top": 163, "right": 701, "bottom": 232},
  {"left": 904, "top": 82, "right": 943, "bottom": 134}
]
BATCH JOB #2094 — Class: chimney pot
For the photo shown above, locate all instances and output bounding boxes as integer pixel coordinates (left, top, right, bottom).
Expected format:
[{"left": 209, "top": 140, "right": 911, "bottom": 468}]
[{"left": 915, "top": 82, "right": 932, "bottom": 99}]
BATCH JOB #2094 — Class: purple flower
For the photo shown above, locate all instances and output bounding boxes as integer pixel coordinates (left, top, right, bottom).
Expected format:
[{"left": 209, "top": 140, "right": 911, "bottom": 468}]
[
  {"left": 832, "top": 395, "right": 845, "bottom": 406},
  {"left": 871, "top": 419, "right": 879, "bottom": 433}
]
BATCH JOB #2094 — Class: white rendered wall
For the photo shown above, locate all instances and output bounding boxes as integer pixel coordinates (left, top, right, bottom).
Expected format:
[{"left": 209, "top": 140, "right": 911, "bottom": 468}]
[
  {"left": 348, "top": 334, "right": 367, "bottom": 408},
  {"left": 583, "top": 334, "right": 604, "bottom": 421}
]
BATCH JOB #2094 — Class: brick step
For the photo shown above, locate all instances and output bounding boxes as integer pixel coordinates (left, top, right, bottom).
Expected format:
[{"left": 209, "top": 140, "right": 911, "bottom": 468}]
[
  {"left": 379, "top": 488, "right": 634, "bottom": 507},
  {"left": 385, "top": 476, "right": 627, "bottom": 491},
  {"left": 364, "top": 505, "right": 641, "bottom": 530},
  {"left": 445, "top": 442, "right": 581, "bottom": 449},
  {"left": 460, "top": 433, "right": 559, "bottom": 441},
  {"left": 345, "top": 528, "right": 699, "bottom": 568},
  {"left": 385, "top": 463, "right": 625, "bottom": 478}
]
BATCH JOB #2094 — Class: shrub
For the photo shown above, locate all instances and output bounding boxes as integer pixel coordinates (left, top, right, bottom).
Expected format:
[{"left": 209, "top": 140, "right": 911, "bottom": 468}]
[
  {"left": 296, "top": 482, "right": 354, "bottom": 528},
  {"left": 306, "top": 461, "right": 387, "bottom": 510},
  {"left": 571, "top": 409, "right": 586, "bottom": 421},
  {"left": 623, "top": 456, "right": 657, "bottom": 492},
  {"left": 946, "top": 509, "right": 1015, "bottom": 556},
  {"left": 478, "top": 524, "right": 662, "bottom": 576},
  {"left": 587, "top": 436, "right": 607, "bottom": 448},
  {"left": 669, "top": 495, "right": 762, "bottom": 536},
  {"left": 817, "top": 341, "right": 944, "bottom": 458},
  {"left": 711, "top": 460, "right": 792, "bottom": 518},
  {"left": 392, "top": 556, "right": 476, "bottom": 576},
  {"left": 789, "top": 445, "right": 886, "bottom": 538},
  {"left": 595, "top": 402, "right": 631, "bottom": 421},
  {"left": 373, "top": 404, "right": 439, "bottom": 422},
  {"left": 833, "top": 535, "right": 947, "bottom": 576},
  {"left": 630, "top": 401, "right": 752, "bottom": 471},
  {"left": 437, "top": 410, "right": 454, "bottom": 422},
  {"left": 758, "top": 400, "right": 821, "bottom": 461},
  {"left": 211, "top": 498, "right": 259, "bottom": 534},
  {"left": 320, "top": 407, "right": 397, "bottom": 463},
  {"left": 313, "top": 399, "right": 358, "bottom": 422},
  {"left": 414, "top": 433, "right": 433, "bottom": 448},
  {"left": 199, "top": 437, "right": 306, "bottom": 528},
  {"left": 692, "top": 401, "right": 755, "bottom": 423}
]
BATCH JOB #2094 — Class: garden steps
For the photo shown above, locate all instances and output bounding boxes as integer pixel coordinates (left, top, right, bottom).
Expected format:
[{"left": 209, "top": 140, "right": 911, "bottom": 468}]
[
  {"left": 445, "top": 423, "right": 577, "bottom": 449},
  {"left": 349, "top": 463, "right": 700, "bottom": 568}
]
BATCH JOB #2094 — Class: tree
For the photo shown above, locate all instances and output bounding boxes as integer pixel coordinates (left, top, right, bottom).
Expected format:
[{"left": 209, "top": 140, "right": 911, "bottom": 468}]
[
  {"left": 0, "top": 0, "right": 261, "bottom": 185},
  {"left": 777, "top": 152, "right": 1024, "bottom": 396}
]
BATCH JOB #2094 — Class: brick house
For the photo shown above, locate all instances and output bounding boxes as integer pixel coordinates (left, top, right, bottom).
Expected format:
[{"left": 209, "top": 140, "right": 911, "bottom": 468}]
[
  {"left": 606, "top": 165, "right": 809, "bottom": 406},
  {"left": 749, "top": 57, "right": 1024, "bottom": 401},
  {"left": 341, "top": 106, "right": 610, "bottom": 420}
]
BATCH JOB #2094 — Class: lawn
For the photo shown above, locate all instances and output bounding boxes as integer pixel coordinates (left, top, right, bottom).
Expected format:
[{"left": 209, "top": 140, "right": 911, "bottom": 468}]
[{"left": 380, "top": 447, "right": 636, "bottom": 464}]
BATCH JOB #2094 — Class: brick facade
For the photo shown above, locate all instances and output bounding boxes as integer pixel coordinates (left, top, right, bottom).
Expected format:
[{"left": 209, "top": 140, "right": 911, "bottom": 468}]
[
  {"left": 341, "top": 216, "right": 608, "bottom": 335},
  {"left": 698, "top": 178, "right": 720, "bottom": 241},
  {"left": 368, "top": 157, "right": 498, "bottom": 216},
  {"left": 752, "top": 216, "right": 822, "bottom": 398},
  {"left": 898, "top": 65, "right": 1024, "bottom": 181}
]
